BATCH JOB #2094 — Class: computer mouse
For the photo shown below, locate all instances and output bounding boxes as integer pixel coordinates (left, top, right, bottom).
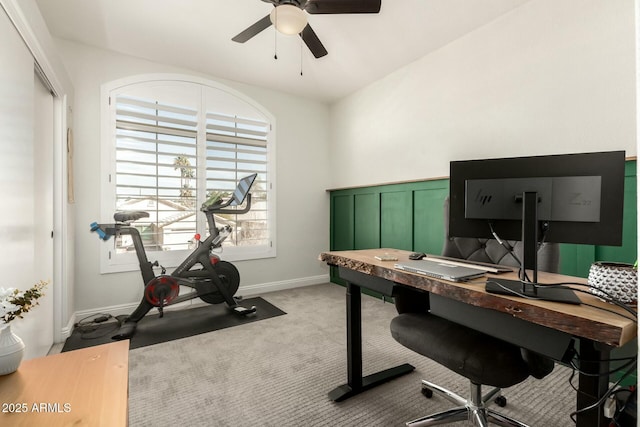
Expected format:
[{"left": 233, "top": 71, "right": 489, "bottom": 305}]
[{"left": 409, "top": 252, "right": 426, "bottom": 260}]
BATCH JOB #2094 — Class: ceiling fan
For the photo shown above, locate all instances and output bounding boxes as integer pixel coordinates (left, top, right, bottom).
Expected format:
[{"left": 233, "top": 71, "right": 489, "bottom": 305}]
[{"left": 232, "top": 0, "right": 382, "bottom": 58}]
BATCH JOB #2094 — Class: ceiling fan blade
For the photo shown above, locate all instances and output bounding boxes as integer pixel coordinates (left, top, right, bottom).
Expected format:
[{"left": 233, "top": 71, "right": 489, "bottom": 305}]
[
  {"left": 305, "top": 0, "right": 381, "bottom": 14},
  {"left": 232, "top": 15, "right": 272, "bottom": 43},
  {"left": 300, "top": 24, "right": 328, "bottom": 58}
]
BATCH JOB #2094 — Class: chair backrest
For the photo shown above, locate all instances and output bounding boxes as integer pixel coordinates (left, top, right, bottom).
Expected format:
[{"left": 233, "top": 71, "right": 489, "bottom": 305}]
[{"left": 441, "top": 197, "right": 560, "bottom": 273}]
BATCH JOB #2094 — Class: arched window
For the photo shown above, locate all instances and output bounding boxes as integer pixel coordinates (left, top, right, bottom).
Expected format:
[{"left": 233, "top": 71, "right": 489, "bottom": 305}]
[{"left": 100, "top": 75, "right": 275, "bottom": 273}]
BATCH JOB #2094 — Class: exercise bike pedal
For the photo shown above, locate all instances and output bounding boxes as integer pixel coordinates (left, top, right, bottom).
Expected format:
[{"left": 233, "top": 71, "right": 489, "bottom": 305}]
[{"left": 230, "top": 305, "right": 257, "bottom": 316}]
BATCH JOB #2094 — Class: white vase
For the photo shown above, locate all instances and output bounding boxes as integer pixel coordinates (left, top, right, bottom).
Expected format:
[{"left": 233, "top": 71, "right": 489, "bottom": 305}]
[{"left": 0, "top": 324, "right": 24, "bottom": 375}]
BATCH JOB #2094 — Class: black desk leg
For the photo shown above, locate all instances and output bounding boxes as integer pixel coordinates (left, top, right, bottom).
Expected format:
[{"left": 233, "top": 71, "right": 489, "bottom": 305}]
[
  {"left": 575, "top": 338, "right": 611, "bottom": 427},
  {"left": 346, "top": 280, "right": 363, "bottom": 390},
  {"left": 328, "top": 282, "right": 415, "bottom": 402}
]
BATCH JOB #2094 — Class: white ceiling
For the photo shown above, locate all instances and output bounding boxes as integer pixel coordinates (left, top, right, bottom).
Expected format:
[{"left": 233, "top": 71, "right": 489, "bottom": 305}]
[{"left": 35, "top": 0, "right": 530, "bottom": 103}]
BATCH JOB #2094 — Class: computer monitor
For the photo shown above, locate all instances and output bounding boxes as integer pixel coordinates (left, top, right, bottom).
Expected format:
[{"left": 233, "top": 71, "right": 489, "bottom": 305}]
[{"left": 448, "top": 150, "right": 626, "bottom": 304}]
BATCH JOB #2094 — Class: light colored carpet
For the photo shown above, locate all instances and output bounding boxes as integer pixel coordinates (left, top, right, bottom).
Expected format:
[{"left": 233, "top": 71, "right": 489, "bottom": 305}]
[{"left": 128, "top": 283, "right": 575, "bottom": 426}]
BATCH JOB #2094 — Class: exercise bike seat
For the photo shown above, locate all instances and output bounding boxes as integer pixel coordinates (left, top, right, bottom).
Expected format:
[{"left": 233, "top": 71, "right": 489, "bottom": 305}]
[{"left": 114, "top": 211, "right": 150, "bottom": 223}]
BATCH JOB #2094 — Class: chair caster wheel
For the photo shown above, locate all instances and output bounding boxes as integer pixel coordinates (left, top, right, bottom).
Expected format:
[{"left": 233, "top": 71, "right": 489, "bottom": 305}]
[
  {"left": 421, "top": 386, "right": 433, "bottom": 398},
  {"left": 494, "top": 395, "right": 507, "bottom": 407}
]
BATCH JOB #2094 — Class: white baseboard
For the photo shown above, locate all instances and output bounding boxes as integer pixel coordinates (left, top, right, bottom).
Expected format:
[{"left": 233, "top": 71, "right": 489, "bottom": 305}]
[
  {"left": 60, "top": 274, "right": 329, "bottom": 339},
  {"left": 59, "top": 314, "right": 76, "bottom": 341},
  {"left": 237, "top": 274, "right": 329, "bottom": 298}
]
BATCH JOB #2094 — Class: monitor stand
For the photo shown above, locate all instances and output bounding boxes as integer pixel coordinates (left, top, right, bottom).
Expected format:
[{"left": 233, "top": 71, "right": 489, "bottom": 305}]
[
  {"left": 484, "top": 191, "right": 581, "bottom": 305},
  {"left": 485, "top": 278, "right": 581, "bottom": 305}
]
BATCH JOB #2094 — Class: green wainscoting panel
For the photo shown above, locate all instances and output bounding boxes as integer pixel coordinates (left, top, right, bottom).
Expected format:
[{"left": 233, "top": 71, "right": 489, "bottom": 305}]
[
  {"left": 354, "top": 193, "right": 380, "bottom": 249},
  {"left": 559, "top": 245, "right": 596, "bottom": 278},
  {"left": 413, "top": 186, "right": 449, "bottom": 255},
  {"left": 381, "top": 191, "right": 413, "bottom": 250},
  {"left": 328, "top": 178, "right": 451, "bottom": 291},
  {"left": 331, "top": 194, "right": 354, "bottom": 251}
]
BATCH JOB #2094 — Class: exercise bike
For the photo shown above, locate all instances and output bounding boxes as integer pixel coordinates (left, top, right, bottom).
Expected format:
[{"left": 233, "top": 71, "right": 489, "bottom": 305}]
[{"left": 90, "top": 173, "right": 259, "bottom": 340}]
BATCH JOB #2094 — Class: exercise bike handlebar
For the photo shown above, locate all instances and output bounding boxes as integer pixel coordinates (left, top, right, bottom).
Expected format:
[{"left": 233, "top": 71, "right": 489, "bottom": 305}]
[
  {"left": 203, "top": 194, "right": 252, "bottom": 236},
  {"left": 90, "top": 222, "right": 111, "bottom": 240},
  {"left": 201, "top": 193, "right": 252, "bottom": 214}
]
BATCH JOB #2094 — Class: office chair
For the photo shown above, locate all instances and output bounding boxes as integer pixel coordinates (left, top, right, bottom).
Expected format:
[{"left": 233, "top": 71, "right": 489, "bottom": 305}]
[
  {"left": 390, "top": 197, "right": 557, "bottom": 426},
  {"left": 439, "top": 196, "right": 559, "bottom": 274}
]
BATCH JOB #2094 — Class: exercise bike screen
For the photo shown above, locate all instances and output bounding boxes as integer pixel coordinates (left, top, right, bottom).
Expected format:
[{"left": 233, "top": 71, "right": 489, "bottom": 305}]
[{"left": 230, "top": 173, "right": 258, "bottom": 206}]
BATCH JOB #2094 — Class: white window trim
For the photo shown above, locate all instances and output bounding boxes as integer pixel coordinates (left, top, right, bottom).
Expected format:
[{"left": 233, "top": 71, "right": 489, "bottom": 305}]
[{"left": 99, "top": 74, "right": 276, "bottom": 274}]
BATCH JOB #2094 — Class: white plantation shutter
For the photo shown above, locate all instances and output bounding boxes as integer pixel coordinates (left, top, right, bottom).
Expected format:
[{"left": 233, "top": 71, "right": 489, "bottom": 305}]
[
  {"left": 114, "top": 95, "right": 199, "bottom": 253},
  {"left": 205, "top": 112, "right": 269, "bottom": 246},
  {"left": 103, "top": 78, "right": 274, "bottom": 272}
]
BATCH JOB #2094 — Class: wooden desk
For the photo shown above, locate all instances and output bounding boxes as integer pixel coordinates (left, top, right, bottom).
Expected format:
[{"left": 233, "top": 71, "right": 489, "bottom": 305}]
[
  {"left": 0, "top": 340, "right": 129, "bottom": 426},
  {"left": 320, "top": 248, "right": 637, "bottom": 427}
]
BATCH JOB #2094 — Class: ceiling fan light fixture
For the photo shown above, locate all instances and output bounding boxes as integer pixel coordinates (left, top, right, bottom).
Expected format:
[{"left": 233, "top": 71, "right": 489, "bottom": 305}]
[{"left": 270, "top": 4, "right": 307, "bottom": 35}]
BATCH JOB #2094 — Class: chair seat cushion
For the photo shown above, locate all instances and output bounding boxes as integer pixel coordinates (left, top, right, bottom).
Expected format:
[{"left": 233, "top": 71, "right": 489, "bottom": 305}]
[{"left": 390, "top": 313, "right": 530, "bottom": 388}]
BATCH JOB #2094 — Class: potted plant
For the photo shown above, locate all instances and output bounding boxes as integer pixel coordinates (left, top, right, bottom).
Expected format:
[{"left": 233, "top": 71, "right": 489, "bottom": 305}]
[{"left": 0, "top": 280, "right": 48, "bottom": 375}]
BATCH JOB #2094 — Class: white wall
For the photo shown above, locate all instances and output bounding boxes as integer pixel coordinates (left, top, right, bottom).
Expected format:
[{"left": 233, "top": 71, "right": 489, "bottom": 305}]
[
  {"left": 329, "top": 0, "right": 637, "bottom": 189},
  {"left": 55, "top": 39, "right": 331, "bottom": 313}
]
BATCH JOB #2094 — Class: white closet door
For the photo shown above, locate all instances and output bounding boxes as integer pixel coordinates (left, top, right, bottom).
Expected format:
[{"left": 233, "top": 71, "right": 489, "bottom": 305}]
[
  {"left": 0, "top": 7, "right": 54, "bottom": 358},
  {"left": 27, "top": 73, "right": 55, "bottom": 357},
  {"left": 0, "top": 7, "right": 35, "bottom": 288}
]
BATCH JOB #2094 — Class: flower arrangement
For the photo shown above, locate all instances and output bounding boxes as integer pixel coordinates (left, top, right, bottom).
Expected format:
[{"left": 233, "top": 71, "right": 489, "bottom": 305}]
[{"left": 0, "top": 280, "right": 48, "bottom": 324}]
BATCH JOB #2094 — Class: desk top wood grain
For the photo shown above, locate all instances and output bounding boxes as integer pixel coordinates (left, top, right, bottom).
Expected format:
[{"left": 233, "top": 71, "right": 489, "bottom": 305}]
[
  {"left": 320, "top": 248, "right": 637, "bottom": 348},
  {"left": 0, "top": 340, "right": 129, "bottom": 427}
]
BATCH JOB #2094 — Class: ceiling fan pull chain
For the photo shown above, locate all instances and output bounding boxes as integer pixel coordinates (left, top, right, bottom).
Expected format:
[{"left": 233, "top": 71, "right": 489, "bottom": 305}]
[
  {"left": 274, "top": 9, "right": 278, "bottom": 60},
  {"left": 300, "top": 35, "right": 303, "bottom": 76}
]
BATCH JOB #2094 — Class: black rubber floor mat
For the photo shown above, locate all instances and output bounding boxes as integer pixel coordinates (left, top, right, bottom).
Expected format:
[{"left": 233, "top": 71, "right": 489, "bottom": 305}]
[{"left": 62, "top": 297, "right": 285, "bottom": 352}]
